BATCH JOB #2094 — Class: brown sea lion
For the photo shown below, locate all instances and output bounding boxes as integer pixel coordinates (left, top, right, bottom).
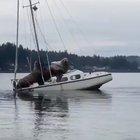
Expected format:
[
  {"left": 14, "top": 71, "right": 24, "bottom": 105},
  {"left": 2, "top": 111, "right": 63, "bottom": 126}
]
[{"left": 17, "top": 58, "right": 69, "bottom": 88}]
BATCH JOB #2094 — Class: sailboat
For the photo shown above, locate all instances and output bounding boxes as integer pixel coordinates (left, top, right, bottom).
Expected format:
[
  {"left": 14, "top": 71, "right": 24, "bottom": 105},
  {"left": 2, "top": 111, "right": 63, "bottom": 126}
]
[{"left": 13, "top": 0, "right": 112, "bottom": 93}]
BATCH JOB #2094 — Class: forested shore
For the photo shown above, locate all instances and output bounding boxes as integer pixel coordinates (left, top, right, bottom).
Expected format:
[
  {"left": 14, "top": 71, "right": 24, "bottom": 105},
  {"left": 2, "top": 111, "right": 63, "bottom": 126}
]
[{"left": 0, "top": 42, "right": 140, "bottom": 72}]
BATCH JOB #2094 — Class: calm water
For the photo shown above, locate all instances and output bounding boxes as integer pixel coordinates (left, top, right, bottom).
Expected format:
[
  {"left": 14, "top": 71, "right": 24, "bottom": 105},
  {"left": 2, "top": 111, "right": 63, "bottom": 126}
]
[{"left": 0, "top": 73, "right": 140, "bottom": 140}]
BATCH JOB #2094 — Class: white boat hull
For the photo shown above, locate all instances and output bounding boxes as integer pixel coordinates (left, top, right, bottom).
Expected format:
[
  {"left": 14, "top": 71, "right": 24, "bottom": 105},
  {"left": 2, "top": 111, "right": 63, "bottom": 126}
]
[{"left": 17, "top": 73, "right": 112, "bottom": 93}]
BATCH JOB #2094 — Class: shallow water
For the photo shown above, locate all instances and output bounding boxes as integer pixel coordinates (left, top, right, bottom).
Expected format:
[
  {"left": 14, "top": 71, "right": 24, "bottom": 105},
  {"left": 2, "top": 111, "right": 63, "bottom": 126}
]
[{"left": 0, "top": 73, "right": 140, "bottom": 140}]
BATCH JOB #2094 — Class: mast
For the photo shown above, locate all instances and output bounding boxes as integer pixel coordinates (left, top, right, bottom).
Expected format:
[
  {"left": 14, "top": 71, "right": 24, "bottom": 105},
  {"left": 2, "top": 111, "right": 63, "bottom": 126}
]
[
  {"left": 28, "top": 0, "right": 45, "bottom": 83},
  {"left": 14, "top": 0, "right": 20, "bottom": 81}
]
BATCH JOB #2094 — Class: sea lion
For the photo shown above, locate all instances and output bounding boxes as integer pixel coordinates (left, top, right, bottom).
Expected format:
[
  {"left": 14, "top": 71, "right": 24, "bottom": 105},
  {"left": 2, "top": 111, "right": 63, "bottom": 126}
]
[{"left": 17, "top": 58, "right": 69, "bottom": 88}]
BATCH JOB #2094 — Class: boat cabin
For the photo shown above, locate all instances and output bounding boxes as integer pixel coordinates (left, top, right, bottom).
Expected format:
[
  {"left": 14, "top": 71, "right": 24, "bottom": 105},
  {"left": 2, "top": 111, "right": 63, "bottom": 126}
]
[{"left": 47, "top": 69, "right": 84, "bottom": 84}]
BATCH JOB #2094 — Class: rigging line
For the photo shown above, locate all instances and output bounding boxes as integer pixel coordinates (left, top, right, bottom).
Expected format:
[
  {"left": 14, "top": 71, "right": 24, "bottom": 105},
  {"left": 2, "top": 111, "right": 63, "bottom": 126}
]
[
  {"left": 26, "top": 8, "right": 32, "bottom": 48},
  {"left": 44, "top": 0, "right": 67, "bottom": 51},
  {"left": 38, "top": 5, "right": 53, "bottom": 50},
  {"left": 50, "top": 0, "right": 85, "bottom": 67},
  {"left": 58, "top": 0, "right": 90, "bottom": 44},
  {"left": 26, "top": 8, "right": 32, "bottom": 49},
  {"left": 35, "top": 17, "right": 74, "bottom": 68},
  {"left": 26, "top": 7, "right": 38, "bottom": 72},
  {"left": 45, "top": 1, "right": 85, "bottom": 64},
  {"left": 14, "top": 0, "right": 20, "bottom": 81},
  {"left": 52, "top": 0, "right": 84, "bottom": 54},
  {"left": 21, "top": 0, "right": 32, "bottom": 72},
  {"left": 25, "top": 8, "right": 33, "bottom": 72},
  {"left": 26, "top": 8, "right": 36, "bottom": 49},
  {"left": 28, "top": 0, "right": 45, "bottom": 83},
  {"left": 28, "top": 7, "right": 52, "bottom": 77},
  {"left": 24, "top": 7, "right": 30, "bottom": 48},
  {"left": 21, "top": 0, "right": 28, "bottom": 48},
  {"left": 35, "top": 17, "right": 53, "bottom": 78},
  {"left": 34, "top": 17, "right": 49, "bottom": 51}
]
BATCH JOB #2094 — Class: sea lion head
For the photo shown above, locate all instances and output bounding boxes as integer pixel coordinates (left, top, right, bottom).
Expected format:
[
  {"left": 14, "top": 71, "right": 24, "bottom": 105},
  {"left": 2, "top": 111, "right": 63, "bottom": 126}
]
[{"left": 60, "top": 58, "right": 69, "bottom": 73}]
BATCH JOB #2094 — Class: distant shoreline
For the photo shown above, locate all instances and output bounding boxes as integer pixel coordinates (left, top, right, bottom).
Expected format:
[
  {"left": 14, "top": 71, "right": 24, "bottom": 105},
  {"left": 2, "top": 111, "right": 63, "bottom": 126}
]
[{"left": 0, "top": 43, "right": 140, "bottom": 73}]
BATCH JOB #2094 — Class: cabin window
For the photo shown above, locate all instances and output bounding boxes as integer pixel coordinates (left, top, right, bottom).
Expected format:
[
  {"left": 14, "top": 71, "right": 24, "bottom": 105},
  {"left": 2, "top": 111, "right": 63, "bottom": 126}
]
[
  {"left": 70, "top": 74, "right": 81, "bottom": 80},
  {"left": 61, "top": 77, "right": 68, "bottom": 82}
]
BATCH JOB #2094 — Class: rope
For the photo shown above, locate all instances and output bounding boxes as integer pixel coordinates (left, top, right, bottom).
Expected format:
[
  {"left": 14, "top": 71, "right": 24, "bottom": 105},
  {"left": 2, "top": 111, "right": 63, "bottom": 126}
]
[
  {"left": 58, "top": 0, "right": 90, "bottom": 45},
  {"left": 26, "top": 8, "right": 34, "bottom": 72},
  {"left": 52, "top": 0, "right": 83, "bottom": 53},
  {"left": 44, "top": 0, "right": 67, "bottom": 51},
  {"left": 27, "top": 8, "right": 37, "bottom": 48},
  {"left": 21, "top": 0, "right": 33, "bottom": 72},
  {"left": 35, "top": 17, "right": 53, "bottom": 79},
  {"left": 28, "top": 0, "right": 45, "bottom": 83},
  {"left": 37, "top": 7, "right": 53, "bottom": 50}
]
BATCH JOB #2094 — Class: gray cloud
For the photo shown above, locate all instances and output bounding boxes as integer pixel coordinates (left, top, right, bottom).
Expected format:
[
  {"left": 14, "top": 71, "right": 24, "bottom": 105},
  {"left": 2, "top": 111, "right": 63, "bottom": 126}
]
[{"left": 0, "top": 0, "right": 140, "bottom": 56}]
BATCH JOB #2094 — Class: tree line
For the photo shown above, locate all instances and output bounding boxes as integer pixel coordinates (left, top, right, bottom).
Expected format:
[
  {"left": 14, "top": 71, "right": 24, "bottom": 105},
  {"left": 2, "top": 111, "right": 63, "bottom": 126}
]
[{"left": 0, "top": 42, "right": 139, "bottom": 72}]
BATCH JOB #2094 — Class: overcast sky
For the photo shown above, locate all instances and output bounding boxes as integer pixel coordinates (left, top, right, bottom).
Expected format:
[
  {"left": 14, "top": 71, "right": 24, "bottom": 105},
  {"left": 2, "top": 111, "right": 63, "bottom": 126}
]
[{"left": 0, "top": 0, "right": 140, "bottom": 56}]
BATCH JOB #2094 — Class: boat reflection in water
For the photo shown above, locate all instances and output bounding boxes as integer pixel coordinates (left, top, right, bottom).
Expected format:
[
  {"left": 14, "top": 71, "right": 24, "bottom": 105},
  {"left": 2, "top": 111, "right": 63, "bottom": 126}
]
[
  {"left": 17, "top": 90, "right": 112, "bottom": 139},
  {"left": 18, "top": 90, "right": 111, "bottom": 112}
]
